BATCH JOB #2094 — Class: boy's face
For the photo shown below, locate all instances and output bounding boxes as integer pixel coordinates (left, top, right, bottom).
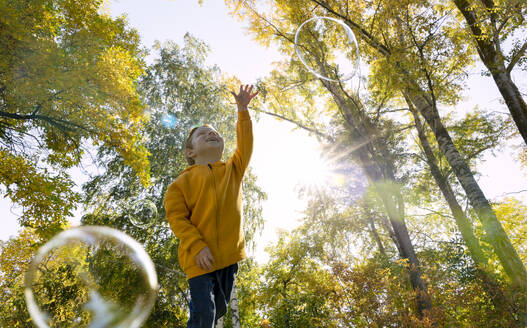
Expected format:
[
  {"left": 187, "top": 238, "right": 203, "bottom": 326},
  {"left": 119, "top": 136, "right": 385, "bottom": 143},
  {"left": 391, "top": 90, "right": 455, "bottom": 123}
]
[{"left": 186, "top": 126, "right": 224, "bottom": 162}]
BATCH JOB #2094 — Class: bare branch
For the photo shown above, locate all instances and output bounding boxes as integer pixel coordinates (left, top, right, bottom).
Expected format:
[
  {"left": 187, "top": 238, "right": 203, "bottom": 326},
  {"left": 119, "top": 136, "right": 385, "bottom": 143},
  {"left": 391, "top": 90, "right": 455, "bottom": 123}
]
[
  {"left": 507, "top": 41, "right": 527, "bottom": 75},
  {"left": 495, "top": 190, "right": 527, "bottom": 197},
  {"left": 308, "top": 0, "right": 391, "bottom": 56},
  {"left": 253, "top": 106, "right": 334, "bottom": 143}
]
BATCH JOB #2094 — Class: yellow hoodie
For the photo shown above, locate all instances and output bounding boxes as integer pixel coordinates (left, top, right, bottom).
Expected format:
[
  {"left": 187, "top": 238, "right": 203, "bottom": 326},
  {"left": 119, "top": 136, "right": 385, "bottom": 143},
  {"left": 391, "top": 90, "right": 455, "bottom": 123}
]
[{"left": 164, "top": 110, "right": 253, "bottom": 279}]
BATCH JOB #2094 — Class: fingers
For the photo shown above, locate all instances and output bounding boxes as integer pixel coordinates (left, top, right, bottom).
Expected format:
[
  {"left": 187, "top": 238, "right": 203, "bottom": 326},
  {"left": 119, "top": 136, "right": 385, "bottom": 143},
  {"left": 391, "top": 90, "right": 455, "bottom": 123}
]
[
  {"left": 239, "top": 85, "right": 254, "bottom": 94},
  {"left": 200, "top": 256, "right": 213, "bottom": 271},
  {"left": 197, "top": 256, "right": 209, "bottom": 271},
  {"left": 206, "top": 253, "right": 214, "bottom": 270},
  {"left": 201, "top": 258, "right": 212, "bottom": 271},
  {"left": 233, "top": 84, "right": 258, "bottom": 104},
  {"left": 196, "top": 248, "right": 215, "bottom": 271},
  {"left": 205, "top": 247, "right": 214, "bottom": 270}
]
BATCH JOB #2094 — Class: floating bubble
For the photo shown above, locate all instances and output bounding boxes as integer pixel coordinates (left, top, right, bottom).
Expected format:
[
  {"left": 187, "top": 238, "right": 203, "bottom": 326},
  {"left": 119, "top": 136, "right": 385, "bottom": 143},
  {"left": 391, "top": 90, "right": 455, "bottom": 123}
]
[
  {"left": 295, "top": 16, "right": 360, "bottom": 82},
  {"left": 128, "top": 199, "right": 158, "bottom": 229},
  {"left": 161, "top": 113, "right": 178, "bottom": 129},
  {"left": 24, "top": 226, "right": 158, "bottom": 328}
]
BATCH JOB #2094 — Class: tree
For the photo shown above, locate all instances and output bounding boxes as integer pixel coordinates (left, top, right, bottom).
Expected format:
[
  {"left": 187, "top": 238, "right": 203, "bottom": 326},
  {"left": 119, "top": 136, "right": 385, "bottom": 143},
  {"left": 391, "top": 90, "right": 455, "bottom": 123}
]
[
  {"left": 0, "top": 229, "right": 39, "bottom": 327},
  {"left": 0, "top": 0, "right": 150, "bottom": 237},
  {"left": 255, "top": 232, "right": 341, "bottom": 328},
  {"left": 493, "top": 197, "right": 527, "bottom": 262},
  {"left": 406, "top": 105, "right": 520, "bottom": 322},
  {"left": 450, "top": 0, "right": 527, "bottom": 145},
  {"left": 285, "top": 0, "right": 527, "bottom": 295}
]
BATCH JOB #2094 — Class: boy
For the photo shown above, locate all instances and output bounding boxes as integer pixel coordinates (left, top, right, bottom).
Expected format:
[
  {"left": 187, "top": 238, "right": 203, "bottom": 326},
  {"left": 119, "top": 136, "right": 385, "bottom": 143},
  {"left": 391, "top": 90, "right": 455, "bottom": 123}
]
[{"left": 164, "top": 84, "right": 258, "bottom": 328}]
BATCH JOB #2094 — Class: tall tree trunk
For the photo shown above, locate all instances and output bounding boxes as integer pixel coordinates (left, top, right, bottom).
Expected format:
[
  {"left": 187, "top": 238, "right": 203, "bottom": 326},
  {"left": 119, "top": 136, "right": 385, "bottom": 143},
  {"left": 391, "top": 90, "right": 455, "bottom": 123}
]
[
  {"left": 357, "top": 138, "right": 434, "bottom": 316},
  {"left": 409, "top": 103, "right": 520, "bottom": 324},
  {"left": 407, "top": 90, "right": 527, "bottom": 292},
  {"left": 368, "top": 212, "right": 387, "bottom": 257},
  {"left": 409, "top": 102, "right": 488, "bottom": 267},
  {"left": 215, "top": 284, "right": 239, "bottom": 328},
  {"left": 318, "top": 77, "right": 434, "bottom": 317},
  {"left": 489, "top": 68, "right": 527, "bottom": 144},
  {"left": 452, "top": 0, "right": 527, "bottom": 146},
  {"left": 230, "top": 284, "right": 240, "bottom": 328},
  {"left": 380, "top": 213, "right": 405, "bottom": 256}
]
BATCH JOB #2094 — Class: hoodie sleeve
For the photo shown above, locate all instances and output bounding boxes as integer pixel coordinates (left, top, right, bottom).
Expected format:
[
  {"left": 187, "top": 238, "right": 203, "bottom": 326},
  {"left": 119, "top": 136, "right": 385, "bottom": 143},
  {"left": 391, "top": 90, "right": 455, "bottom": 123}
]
[
  {"left": 231, "top": 109, "right": 253, "bottom": 172},
  {"left": 164, "top": 183, "right": 207, "bottom": 257}
]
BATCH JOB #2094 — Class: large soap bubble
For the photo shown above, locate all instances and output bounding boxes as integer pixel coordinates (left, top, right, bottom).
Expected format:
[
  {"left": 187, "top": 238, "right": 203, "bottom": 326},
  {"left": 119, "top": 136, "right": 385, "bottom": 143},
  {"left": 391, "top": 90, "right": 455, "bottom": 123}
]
[
  {"left": 295, "top": 16, "right": 360, "bottom": 82},
  {"left": 24, "top": 226, "right": 158, "bottom": 328},
  {"left": 128, "top": 199, "right": 158, "bottom": 229}
]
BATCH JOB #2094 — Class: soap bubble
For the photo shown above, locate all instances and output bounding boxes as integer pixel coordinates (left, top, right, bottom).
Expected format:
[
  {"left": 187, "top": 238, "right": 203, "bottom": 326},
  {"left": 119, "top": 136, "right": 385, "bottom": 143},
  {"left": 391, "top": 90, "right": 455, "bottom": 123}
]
[
  {"left": 24, "top": 226, "right": 158, "bottom": 328},
  {"left": 295, "top": 16, "right": 360, "bottom": 82},
  {"left": 128, "top": 199, "right": 158, "bottom": 229},
  {"left": 161, "top": 113, "right": 178, "bottom": 129}
]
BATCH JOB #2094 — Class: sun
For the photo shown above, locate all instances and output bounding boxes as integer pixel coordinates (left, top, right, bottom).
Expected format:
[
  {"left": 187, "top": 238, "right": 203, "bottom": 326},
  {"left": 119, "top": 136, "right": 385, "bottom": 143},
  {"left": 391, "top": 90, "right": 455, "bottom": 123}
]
[
  {"left": 288, "top": 141, "right": 367, "bottom": 198},
  {"left": 290, "top": 144, "right": 334, "bottom": 189}
]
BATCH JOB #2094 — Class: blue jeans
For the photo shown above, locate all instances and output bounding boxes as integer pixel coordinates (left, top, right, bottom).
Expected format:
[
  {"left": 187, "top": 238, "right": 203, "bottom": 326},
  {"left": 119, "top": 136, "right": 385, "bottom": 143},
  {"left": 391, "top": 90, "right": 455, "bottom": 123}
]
[{"left": 187, "top": 263, "right": 238, "bottom": 328}]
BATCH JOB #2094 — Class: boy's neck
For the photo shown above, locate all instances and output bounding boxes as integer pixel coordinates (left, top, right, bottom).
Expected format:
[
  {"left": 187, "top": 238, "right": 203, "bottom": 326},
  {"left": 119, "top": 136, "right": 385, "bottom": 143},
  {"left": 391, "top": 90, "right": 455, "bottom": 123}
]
[{"left": 194, "top": 154, "right": 222, "bottom": 166}]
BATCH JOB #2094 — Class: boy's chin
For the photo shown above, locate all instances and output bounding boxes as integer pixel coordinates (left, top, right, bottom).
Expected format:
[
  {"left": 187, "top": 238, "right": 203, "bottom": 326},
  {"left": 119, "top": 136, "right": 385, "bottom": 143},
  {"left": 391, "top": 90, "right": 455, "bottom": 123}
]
[{"left": 198, "top": 149, "right": 223, "bottom": 160}]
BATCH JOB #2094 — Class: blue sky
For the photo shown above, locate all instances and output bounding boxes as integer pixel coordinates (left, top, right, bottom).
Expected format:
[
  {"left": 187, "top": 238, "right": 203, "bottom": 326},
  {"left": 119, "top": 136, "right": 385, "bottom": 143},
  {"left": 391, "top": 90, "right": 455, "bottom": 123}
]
[{"left": 1, "top": 0, "right": 526, "bottom": 264}]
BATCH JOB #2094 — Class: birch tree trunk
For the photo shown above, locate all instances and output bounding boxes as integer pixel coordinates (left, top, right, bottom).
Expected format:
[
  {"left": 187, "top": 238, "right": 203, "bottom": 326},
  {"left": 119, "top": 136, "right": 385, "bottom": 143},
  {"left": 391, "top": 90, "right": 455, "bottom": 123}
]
[
  {"left": 452, "top": 0, "right": 527, "bottom": 146},
  {"left": 215, "top": 284, "right": 239, "bottom": 328},
  {"left": 215, "top": 317, "right": 223, "bottom": 328},
  {"left": 409, "top": 103, "right": 489, "bottom": 267},
  {"left": 489, "top": 68, "right": 527, "bottom": 145},
  {"left": 357, "top": 147, "right": 434, "bottom": 315},
  {"left": 230, "top": 284, "right": 240, "bottom": 328},
  {"left": 408, "top": 91, "right": 527, "bottom": 293},
  {"left": 410, "top": 104, "right": 520, "bottom": 324}
]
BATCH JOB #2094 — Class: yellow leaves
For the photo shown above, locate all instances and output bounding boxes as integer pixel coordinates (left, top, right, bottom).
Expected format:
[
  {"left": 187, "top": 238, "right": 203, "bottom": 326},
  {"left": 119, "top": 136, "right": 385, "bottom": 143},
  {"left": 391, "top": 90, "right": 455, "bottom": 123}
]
[
  {"left": 516, "top": 144, "right": 527, "bottom": 169},
  {"left": 1, "top": 0, "right": 152, "bottom": 202},
  {"left": 96, "top": 46, "right": 144, "bottom": 99},
  {"left": 96, "top": 115, "right": 151, "bottom": 187},
  {"left": 0, "top": 149, "right": 80, "bottom": 238},
  {"left": 493, "top": 197, "right": 527, "bottom": 264}
]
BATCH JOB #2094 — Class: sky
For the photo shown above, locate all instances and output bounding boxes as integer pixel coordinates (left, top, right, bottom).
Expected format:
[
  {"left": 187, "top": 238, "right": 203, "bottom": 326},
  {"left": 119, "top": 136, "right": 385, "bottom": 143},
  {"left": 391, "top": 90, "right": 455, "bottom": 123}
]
[{"left": 1, "top": 0, "right": 526, "bottom": 264}]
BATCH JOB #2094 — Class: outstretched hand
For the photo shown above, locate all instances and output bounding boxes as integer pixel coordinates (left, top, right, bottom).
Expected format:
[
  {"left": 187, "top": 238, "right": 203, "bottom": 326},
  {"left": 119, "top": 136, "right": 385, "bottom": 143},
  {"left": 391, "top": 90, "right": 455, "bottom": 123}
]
[{"left": 231, "top": 84, "right": 258, "bottom": 110}]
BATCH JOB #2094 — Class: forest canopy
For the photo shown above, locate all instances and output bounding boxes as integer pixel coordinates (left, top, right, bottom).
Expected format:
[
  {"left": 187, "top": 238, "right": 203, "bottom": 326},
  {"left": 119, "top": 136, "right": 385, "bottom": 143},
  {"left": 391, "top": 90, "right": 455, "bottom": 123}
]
[{"left": 1, "top": 0, "right": 526, "bottom": 327}]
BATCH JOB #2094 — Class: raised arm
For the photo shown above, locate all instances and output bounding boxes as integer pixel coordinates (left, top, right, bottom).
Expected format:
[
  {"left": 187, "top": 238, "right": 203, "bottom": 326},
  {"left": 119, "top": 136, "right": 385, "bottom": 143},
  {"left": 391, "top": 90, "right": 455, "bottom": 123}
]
[
  {"left": 164, "top": 183, "right": 207, "bottom": 257},
  {"left": 230, "top": 84, "right": 258, "bottom": 171}
]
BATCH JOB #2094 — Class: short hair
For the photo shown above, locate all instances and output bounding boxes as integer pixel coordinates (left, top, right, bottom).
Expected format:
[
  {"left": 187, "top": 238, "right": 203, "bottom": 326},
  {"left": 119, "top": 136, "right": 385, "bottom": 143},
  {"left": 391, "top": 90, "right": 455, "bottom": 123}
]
[{"left": 184, "top": 124, "right": 214, "bottom": 165}]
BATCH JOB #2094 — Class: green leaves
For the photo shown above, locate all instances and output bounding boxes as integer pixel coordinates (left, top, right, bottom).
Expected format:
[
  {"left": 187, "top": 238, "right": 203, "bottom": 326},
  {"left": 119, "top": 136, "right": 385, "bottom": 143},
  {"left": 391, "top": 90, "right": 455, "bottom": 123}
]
[{"left": 1, "top": 0, "right": 150, "bottom": 236}]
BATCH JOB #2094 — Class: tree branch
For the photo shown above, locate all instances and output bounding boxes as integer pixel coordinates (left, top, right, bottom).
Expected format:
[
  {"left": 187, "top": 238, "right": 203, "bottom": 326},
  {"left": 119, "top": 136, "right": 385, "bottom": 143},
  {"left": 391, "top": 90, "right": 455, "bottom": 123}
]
[
  {"left": 253, "top": 106, "right": 334, "bottom": 143},
  {"left": 507, "top": 41, "right": 527, "bottom": 75},
  {"left": 309, "top": 0, "right": 391, "bottom": 56}
]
